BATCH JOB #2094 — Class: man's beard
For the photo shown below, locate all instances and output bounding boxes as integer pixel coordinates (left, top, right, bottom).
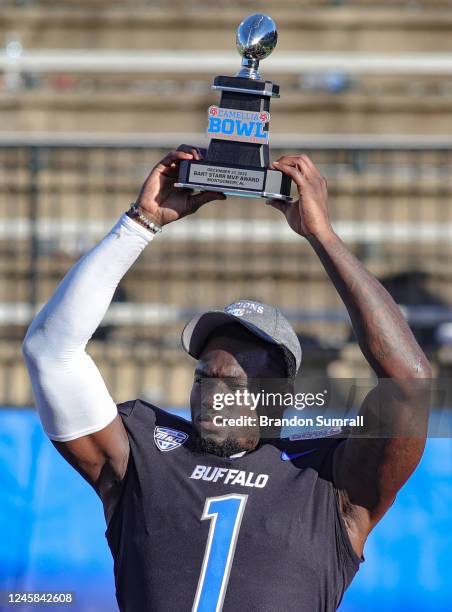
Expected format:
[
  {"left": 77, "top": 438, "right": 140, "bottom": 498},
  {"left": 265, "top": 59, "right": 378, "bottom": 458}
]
[{"left": 195, "top": 434, "right": 254, "bottom": 457}]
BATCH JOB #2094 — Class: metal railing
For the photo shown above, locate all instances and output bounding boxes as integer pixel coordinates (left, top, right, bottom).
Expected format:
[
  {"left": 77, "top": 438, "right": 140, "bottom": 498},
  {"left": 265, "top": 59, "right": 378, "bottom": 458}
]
[
  {"left": 3, "top": 50, "right": 452, "bottom": 75},
  {"left": 2, "top": 1, "right": 451, "bottom": 7}
]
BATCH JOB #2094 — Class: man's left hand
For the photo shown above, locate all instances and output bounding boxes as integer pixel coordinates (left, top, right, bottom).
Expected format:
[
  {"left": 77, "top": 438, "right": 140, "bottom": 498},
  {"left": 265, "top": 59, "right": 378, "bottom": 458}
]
[{"left": 267, "top": 154, "right": 332, "bottom": 241}]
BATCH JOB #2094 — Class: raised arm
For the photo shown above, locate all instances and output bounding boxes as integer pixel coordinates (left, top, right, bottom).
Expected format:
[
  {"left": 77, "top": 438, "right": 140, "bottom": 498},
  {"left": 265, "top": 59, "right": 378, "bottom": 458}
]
[
  {"left": 268, "top": 154, "right": 431, "bottom": 556},
  {"left": 22, "top": 147, "right": 225, "bottom": 520}
]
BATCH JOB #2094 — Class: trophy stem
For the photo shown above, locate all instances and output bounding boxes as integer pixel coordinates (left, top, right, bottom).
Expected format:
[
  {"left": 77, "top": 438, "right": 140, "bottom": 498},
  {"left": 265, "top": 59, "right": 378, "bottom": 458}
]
[{"left": 236, "top": 57, "right": 262, "bottom": 80}]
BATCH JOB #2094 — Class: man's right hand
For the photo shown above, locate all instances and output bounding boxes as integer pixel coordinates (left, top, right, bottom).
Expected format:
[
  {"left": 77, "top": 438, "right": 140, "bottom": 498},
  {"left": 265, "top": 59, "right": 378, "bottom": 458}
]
[{"left": 135, "top": 145, "right": 226, "bottom": 227}]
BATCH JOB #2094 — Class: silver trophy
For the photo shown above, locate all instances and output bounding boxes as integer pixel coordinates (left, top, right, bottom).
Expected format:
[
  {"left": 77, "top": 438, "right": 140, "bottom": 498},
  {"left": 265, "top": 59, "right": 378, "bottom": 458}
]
[
  {"left": 236, "top": 14, "right": 278, "bottom": 80},
  {"left": 176, "top": 14, "right": 292, "bottom": 201}
]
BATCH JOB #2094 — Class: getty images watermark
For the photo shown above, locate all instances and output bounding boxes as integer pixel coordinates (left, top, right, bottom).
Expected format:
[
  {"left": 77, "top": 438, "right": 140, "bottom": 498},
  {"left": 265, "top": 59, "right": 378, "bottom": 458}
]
[{"left": 208, "top": 385, "right": 364, "bottom": 430}]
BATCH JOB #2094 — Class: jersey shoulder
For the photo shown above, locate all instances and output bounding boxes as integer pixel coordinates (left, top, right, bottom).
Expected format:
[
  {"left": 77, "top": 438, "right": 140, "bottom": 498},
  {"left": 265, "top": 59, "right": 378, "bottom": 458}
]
[{"left": 116, "top": 398, "right": 193, "bottom": 434}]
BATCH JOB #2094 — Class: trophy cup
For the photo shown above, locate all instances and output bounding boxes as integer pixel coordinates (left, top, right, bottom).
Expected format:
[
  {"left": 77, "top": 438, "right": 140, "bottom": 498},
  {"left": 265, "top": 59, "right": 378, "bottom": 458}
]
[{"left": 175, "top": 14, "right": 292, "bottom": 201}]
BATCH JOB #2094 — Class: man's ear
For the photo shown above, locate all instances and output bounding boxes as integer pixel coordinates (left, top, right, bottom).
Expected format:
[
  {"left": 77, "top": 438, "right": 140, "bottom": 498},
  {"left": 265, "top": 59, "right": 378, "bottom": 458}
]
[
  {"left": 253, "top": 377, "right": 295, "bottom": 408},
  {"left": 284, "top": 378, "right": 295, "bottom": 397}
]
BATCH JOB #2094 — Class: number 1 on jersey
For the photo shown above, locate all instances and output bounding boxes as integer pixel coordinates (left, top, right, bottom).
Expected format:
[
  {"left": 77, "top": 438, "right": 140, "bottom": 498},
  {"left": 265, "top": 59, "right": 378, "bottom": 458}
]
[{"left": 192, "top": 494, "right": 248, "bottom": 612}]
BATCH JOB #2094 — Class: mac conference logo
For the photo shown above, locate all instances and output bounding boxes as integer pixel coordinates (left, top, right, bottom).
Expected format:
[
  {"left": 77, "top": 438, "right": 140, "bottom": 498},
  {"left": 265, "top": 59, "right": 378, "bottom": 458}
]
[{"left": 154, "top": 427, "right": 188, "bottom": 452}]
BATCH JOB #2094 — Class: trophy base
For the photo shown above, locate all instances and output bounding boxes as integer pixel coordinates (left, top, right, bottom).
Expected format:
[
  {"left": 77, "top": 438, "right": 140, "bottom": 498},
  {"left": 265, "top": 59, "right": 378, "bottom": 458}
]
[
  {"left": 175, "top": 182, "right": 293, "bottom": 201},
  {"left": 176, "top": 160, "right": 293, "bottom": 202}
]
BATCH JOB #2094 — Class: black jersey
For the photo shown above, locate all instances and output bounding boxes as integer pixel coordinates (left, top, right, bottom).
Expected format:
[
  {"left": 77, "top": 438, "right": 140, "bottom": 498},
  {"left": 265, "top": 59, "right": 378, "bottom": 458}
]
[{"left": 106, "top": 399, "right": 362, "bottom": 612}]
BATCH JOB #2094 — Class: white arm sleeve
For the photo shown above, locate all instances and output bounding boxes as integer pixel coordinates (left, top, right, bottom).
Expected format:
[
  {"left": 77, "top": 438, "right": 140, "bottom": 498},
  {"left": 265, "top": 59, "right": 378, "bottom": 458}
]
[{"left": 22, "top": 214, "right": 155, "bottom": 441}]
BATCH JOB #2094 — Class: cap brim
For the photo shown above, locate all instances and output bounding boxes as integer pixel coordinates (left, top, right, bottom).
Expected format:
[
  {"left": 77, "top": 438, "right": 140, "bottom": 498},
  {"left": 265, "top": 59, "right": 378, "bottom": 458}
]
[{"left": 181, "top": 310, "right": 279, "bottom": 360}]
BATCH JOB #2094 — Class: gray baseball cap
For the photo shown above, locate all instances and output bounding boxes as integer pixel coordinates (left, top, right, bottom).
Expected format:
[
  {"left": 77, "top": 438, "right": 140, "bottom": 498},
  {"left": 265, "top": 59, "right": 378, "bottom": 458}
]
[{"left": 181, "top": 299, "right": 302, "bottom": 376}]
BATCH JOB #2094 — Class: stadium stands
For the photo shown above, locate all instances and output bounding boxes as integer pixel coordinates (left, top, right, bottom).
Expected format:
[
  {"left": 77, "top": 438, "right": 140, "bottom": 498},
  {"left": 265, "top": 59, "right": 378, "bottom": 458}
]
[{"left": 1, "top": 1, "right": 451, "bottom": 405}]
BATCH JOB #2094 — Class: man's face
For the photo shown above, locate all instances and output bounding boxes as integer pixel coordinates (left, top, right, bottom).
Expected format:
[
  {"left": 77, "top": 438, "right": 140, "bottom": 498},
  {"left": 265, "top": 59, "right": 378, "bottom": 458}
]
[{"left": 190, "top": 325, "right": 285, "bottom": 456}]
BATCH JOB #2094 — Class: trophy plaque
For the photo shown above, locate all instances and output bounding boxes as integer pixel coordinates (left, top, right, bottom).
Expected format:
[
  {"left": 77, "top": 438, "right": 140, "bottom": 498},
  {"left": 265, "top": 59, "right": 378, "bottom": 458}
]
[{"left": 175, "top": 13, "right": 292, "bottom": 201}]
